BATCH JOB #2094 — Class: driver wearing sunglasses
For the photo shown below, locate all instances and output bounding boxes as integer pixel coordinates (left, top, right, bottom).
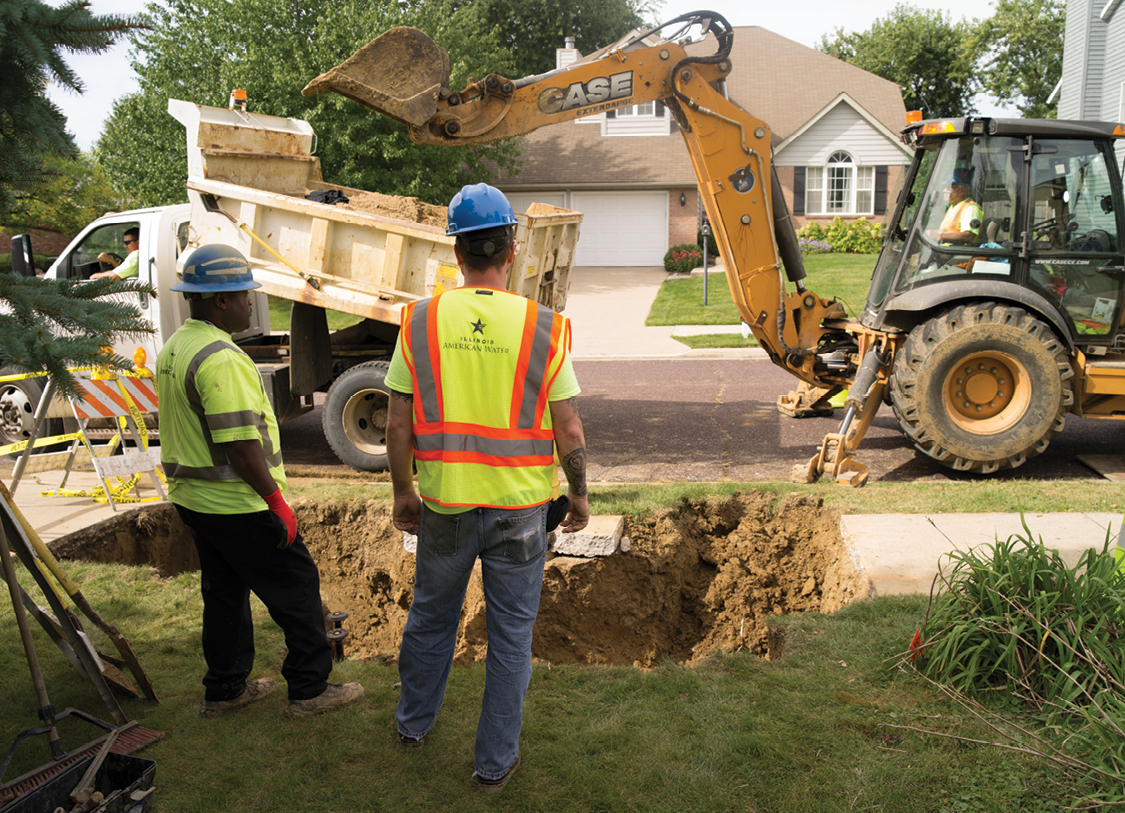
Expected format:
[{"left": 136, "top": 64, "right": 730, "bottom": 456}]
[{"left": 92, "top": 227, "right": 141, "bottom": 280}]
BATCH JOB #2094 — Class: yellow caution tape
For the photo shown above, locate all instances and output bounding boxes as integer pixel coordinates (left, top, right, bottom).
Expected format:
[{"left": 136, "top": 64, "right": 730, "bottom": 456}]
[{"left": 0, "top": 432, "right": 83, "bottom": 457}]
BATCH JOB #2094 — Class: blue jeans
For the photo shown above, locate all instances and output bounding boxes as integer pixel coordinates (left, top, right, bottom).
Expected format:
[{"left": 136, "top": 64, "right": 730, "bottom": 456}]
[{"left": 396, "top": 502, "right": 547, "bottom": 780}]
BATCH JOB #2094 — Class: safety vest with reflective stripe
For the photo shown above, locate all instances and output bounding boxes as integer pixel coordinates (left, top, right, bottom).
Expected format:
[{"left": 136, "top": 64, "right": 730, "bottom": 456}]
[
  {"left": 155, "top": 319, "right": 285, "bottom": 515},
  {"left": 400, "top": 287, "right": 571, "bottom": 510}
]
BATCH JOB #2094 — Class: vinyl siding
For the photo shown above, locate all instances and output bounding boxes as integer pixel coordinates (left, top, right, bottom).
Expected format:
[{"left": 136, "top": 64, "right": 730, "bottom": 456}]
[{"left": 774, "top": 104, "right": 905, "bottom": 167}]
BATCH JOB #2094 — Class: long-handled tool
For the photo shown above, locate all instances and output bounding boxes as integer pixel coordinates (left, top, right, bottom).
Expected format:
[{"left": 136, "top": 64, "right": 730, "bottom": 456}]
[{"left": 0, "top": 482, "right": 158, "bottom": 702}]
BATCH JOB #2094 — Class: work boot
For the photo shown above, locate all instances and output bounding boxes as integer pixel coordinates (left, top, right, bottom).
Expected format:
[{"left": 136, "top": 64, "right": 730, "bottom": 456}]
[
  {"left": 201, "top": 678, "right": 277, "bottom": 718},
  {"left": 284, "top": 682, "right": 365, "bottom": 719},
  {"left": 473, "top": 753, "right": 520, "bottom": 794}
]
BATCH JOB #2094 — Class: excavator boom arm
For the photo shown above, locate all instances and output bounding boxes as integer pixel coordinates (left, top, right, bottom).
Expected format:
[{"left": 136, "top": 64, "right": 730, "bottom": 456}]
[{"left": 303, "top": 12, "right": 846, "bottom": 379}]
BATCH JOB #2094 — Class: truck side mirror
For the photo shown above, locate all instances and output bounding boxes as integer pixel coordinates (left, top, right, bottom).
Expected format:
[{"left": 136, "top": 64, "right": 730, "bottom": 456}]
[{"left": 9, "top": 234, "right": 36, "bottom": 277}]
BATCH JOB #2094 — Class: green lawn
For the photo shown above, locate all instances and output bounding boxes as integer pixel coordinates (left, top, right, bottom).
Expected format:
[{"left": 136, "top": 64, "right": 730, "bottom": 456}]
[
  {"left": 267, "top": 296, "right": 363, "bottom": 332},
  {"left": 648, "top": 254, "right": 878, "bottom": 347}
]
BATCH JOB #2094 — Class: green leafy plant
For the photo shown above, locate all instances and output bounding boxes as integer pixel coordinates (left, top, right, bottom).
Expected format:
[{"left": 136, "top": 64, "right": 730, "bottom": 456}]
[
  {"left": 909, "top": 524, "right": 1125, "bottom": 808},
  {"left": 798, "top": 218, "right": 884, "bottom": 254},
  {"left": 664, "top": 243, "right": 705, "bottom": 274}
]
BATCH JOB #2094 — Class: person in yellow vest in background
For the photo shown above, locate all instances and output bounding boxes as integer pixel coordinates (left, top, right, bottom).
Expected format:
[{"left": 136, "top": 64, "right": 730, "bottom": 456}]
[
  {"left": 386, "top": 183, "right": 589, "bottom": 794},
  {"left": 934, "top": 168, "right": 983, "bottom": 245},
  {"left": 157, "top": 244, "right": 364, "bottom": 720}
]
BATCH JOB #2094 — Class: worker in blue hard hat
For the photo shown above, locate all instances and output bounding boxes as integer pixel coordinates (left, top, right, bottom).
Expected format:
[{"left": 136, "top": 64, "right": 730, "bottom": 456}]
[
  {"left": 386, "top": 183, "right": 588, "bottom": 793},
  {"left": 156, "top": 244, "right": 364, "bottom": 720}
]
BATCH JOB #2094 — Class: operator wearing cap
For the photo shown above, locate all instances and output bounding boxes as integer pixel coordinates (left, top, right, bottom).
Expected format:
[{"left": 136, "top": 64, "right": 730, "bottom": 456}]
[
  {"left": 156, "top": 244, "right": 364, "bottom": 720},
  {"left": 385, "top": 183, "right": 589, "bottom": 793}
]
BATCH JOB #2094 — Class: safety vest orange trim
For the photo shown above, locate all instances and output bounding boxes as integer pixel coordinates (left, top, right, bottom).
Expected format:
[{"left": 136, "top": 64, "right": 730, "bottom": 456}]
[{"left": 405, "top": 291, "right": 561, "bottom": 471}]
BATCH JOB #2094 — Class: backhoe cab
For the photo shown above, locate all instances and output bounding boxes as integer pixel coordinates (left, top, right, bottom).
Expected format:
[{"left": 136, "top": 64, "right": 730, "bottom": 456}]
[
  {"left": 307, "top": 13, "right": 1125, "bottom": 484},
  {"left": 849, "top": 117, "right": 1125, "bottom": 477}
]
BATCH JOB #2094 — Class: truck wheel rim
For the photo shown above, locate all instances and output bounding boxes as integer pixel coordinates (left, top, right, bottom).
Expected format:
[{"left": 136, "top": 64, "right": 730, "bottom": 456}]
[
  {"left": 341, "top": 388, "right": 389, "bottom": 455},
  {"left": 0, "top": 385, "right": 36, "bottom": 442},
  {"left": 942, "top": 351, "right": 1029, "bottom": 434}
]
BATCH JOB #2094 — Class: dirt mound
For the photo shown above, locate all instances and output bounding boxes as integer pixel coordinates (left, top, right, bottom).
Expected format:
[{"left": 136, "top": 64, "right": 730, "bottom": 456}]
[
  {"left": 50, "top": 502, "right": 197, "bottom": 578},
  {"left": 49, "top": 492, "right": 868, "bottom": 666},
  {"left": 339, "top": 191, "right": 447, "bottom": 229}
]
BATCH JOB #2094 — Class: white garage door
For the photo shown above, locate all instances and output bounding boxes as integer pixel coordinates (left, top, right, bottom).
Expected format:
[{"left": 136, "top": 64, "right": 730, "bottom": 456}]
[
  {"left": 506, "top": 192, "right": 567, "bottom": 213},
  {"left": 571, "top": 192, "right": 667, "bottom": 266}
]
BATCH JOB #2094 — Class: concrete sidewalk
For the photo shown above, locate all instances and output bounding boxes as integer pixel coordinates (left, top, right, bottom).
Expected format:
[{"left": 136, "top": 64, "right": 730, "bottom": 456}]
[{"left": 565, "top": 265, "right": 763, "bottom": 359}]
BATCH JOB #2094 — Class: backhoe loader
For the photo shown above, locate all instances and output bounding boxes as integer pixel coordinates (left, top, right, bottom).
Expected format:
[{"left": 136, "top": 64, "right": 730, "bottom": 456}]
[{"left": 304, "top": 11, "right": 1125, "bottom": 485}]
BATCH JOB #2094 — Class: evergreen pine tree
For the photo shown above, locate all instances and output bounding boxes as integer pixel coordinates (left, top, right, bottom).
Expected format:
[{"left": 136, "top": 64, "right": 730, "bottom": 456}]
[{"left": 0, "top": 0, "right": 145, "bottom": 215}]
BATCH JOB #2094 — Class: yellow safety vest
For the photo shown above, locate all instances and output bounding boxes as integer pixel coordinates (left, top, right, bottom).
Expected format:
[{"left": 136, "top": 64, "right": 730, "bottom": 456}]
[{"left": 400, "top": 287, "right": 570, "bottom": 510}]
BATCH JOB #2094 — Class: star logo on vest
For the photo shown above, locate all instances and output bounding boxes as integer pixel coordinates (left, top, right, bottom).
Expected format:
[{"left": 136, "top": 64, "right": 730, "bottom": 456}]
[{"left": 471, "top": 319, "right": 486, "bottom": 335}]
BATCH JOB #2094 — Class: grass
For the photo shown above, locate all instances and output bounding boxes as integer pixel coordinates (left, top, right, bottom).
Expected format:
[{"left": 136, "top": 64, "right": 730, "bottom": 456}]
[
  {"left": 649, "top": 254, "right": 877, "bottom": 349},
  {"left": 0, "top": 563, "right": 1073, "bottom": 812},
  {"left": 2, "top": 481, "right": 1119, "bottom": 809},
  {"left": 266, "top": 296, "right": 363, "bottom": 332},
  {"left": 286, "top": 478, "right": 1125, "bottom": 520}
]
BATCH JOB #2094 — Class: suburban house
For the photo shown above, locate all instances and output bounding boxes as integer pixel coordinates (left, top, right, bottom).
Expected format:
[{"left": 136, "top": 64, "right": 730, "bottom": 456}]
[
  {"left": 1054, "top": 0, "right": 1125, "bottom": 123},
  {"left": 495, "top": 26, "right": 910, "bottom": 267}
]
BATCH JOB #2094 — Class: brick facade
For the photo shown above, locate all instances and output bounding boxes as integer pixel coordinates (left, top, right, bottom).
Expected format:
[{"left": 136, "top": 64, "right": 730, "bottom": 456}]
[
  {"left": 668, "top": 187, "right": 700, "bottom": 247},
  {"left": 2, "top": 227, "right": 73, "bottom": 258}
]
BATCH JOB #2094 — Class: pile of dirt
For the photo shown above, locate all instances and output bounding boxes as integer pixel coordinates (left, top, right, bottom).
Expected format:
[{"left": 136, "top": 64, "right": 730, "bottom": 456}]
[
  {"left": 49, "top": 492, "right": 867, "bottom": 666},
  {"left": 340, "top": 191, "right": 447, "bottom": 229}
]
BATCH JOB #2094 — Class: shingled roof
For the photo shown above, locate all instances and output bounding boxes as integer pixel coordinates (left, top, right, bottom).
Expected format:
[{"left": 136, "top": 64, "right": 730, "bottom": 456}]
[{"left": 496, "top": 26, "right": 907, "bottom": 191}]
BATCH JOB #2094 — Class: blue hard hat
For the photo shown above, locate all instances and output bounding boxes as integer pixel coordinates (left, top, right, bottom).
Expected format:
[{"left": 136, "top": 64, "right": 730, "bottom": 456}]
[
  {"left": 949, "top": 168, "right": 974, "bottom": 185},
  {"left": 172, "top": 244, "right": 261, "bottom": 293},
  {"left": 446, "top": 183, "right": 517, "bottom": 236}
]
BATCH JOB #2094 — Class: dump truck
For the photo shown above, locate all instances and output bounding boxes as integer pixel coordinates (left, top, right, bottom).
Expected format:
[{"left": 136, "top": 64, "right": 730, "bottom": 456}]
[
  {"left": 5, "top": 99, "right": 582, "bottom": 472},
  {"left": 307, "top": 11, "right": 1125, "bottom": 484}
]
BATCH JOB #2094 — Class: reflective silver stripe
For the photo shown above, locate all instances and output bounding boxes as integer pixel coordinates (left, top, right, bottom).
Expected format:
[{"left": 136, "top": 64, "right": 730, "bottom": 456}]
[
  {"left": 206, "top": 410, "right": 261, "bottom": 431},
  {"left": 163, "top": 449, "right": 284, "bottom": 481},
  {"left": 409, "top": 300, "right": 441, "bottom": 423},
  {"left": 414, "top": 432, "right": 554, "bottom": 458},
  {"left": 517, "top": 307, "right": 556, "bottom": 429},
  {"left": 177, "top": 340, "right": 279, "bottom": 480}
]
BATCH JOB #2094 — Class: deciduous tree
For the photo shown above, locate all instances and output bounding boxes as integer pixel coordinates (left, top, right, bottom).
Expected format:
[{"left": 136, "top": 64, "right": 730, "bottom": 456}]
[
  {"left": 2, "top": 151, "right": 125, "bottom": 239},
  {"left": 97, "top": 0, "right": 531, "bottom": 208},
  {"left": 819, "top": 4, "right": 978, "bottom": 118},
  {"left": 973, "top": 0, "right": 1065, "bottom": 119}
]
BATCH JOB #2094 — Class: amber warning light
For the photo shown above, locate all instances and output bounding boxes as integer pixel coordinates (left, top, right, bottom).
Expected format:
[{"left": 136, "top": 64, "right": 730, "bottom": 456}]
[
  {"left": 920, "top": 121, "right": 957, "bottom": 135},
  {"left": 905, "top": 110, "right": 923, "bottom": 124}
]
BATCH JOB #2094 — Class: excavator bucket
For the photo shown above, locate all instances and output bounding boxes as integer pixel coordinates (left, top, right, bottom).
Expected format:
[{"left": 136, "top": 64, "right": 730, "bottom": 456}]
[{"left": 302, "top": 27, "right": 450, "bottom": 127}]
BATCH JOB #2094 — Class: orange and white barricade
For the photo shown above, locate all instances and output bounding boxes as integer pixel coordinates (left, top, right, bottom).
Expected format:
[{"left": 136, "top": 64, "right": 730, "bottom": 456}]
[{"left": 44, "top": 370, "right": 165, "bottom": 510}]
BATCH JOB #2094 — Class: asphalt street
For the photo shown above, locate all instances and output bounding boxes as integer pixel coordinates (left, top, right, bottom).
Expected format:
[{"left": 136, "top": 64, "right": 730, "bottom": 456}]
[{"left": 277, "top": 357, "right": 1125, "bottom": 483}]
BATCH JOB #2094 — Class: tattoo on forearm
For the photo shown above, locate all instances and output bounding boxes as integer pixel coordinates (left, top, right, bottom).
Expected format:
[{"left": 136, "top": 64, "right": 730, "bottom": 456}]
[
  {"left": 392, "top": 390, "right": 414, "bottom": 403},
  {"left": 561, "top": 447, "right": 587, "bottom": 496},
  {"left": 567, "top": 397, "right": 579, "bottom": 418}
]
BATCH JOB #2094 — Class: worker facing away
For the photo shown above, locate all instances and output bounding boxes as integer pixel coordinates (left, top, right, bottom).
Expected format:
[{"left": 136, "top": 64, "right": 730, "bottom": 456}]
[
  {"left": 156, "top": 244, "right": 364, "bottom": 719},
  {"left": 386, "top": 183, "right": 589, "bottom": 794}
]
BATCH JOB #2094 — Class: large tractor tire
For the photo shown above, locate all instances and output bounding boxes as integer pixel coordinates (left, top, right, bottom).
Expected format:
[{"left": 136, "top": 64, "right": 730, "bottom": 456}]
[
  {"left": 322, "top": 361, "right": 392, "bottom": 472},
  {"left": 0, "top": 368, "right": 63, "bottom": 457},
  {"left": 889, "top": 302, "right": 1074, "bottom": 474}
]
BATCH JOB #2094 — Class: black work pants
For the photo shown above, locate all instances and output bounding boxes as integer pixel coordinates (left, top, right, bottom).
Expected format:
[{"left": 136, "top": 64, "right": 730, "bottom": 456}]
[{"left": 174, "top": 505, "right": 332, "bottom": 702}]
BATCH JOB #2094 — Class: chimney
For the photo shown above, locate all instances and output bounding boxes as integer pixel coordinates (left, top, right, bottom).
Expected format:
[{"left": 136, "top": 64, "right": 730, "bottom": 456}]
[{"left": 556, "top": 36, "right": 579, "bottom": 70}]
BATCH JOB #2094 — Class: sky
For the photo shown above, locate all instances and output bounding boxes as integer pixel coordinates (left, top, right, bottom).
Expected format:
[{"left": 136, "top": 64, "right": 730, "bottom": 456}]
[{"left": 48, "top": 0, "right": 1010, "bottom": 152}]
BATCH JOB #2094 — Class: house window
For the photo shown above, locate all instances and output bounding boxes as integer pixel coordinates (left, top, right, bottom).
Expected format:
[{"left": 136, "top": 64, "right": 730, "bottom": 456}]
[
  {"left": 805, "top": 151, "right": 874, "bottom": 215},
  {"left": 616, "top": 102, "right": 657, "bottom": 117}
]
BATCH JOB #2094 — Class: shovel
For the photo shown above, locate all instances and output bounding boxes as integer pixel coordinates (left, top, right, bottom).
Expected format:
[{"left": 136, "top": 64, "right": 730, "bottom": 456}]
[{"left": 302, "top": 26, "right": 450, "bottom": 127}]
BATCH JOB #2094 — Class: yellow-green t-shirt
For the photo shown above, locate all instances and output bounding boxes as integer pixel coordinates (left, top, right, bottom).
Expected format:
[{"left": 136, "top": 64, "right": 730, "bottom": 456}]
[{"left": 155, "top": 319, "right": 285, "bottom": 513}]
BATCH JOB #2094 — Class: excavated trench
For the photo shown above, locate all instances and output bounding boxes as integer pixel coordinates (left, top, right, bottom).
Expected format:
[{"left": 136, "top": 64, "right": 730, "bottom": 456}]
[{"left": 49, "top": 492, "right": 869, "bottom": 666}]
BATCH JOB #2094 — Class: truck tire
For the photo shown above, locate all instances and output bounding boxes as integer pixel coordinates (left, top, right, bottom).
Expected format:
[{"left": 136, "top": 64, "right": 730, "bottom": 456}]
[
  {"left": 0, "top": 370, "right": 63, "bottom": 457},
  {"left": 323, "top": 361, "right": 393, "bottom": 472},
  {"left": 889, "top": 302, "right": 1074, "bottom": 474}
]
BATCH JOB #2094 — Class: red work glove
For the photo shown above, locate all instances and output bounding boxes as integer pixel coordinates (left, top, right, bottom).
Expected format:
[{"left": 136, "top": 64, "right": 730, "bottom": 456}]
[{"left": 264, "top": 488, "right": 297, "bottom": 547}]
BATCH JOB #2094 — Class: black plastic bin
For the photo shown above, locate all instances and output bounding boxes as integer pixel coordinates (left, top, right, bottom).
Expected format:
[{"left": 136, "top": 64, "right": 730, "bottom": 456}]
[{"left": 0, "top": 751, "right": 155, "bottom": 813}]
